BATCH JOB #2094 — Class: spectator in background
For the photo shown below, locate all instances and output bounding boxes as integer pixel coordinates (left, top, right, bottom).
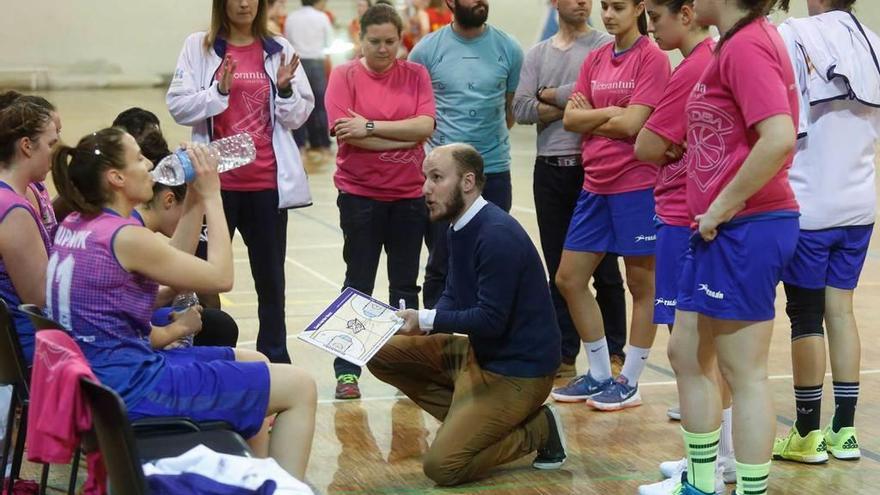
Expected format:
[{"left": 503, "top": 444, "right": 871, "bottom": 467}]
[
  {"left": 285, "top": 0, "right": 334, "bottom": 162},
  {"left": 348, "top": 0, "right": 373, "bottom": 58},
  {"left": 402, "top": 0, "right": 430, "bottom": 54},
  {"left": 267, "top": 0, "right": 288, "bottom": 35},
  {"left": 513, "top": 0, "right": 627, "bottom": 380},
  {"left": 408, "top": 0, "right": 524, "bottom": 309},
  {"left": 425, "top": 0, "right": 451, "bottom": 32},
  {"left": 324, "top": 3, "right": 436, "bottom": 399}
]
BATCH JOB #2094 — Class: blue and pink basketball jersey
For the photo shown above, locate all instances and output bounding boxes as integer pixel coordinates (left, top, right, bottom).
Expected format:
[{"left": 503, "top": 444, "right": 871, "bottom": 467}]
[
  {"left": 47, "top": 209, "right": 164, "bottom": 405},
  {"left": 0, "top": 181, "right": 51, "bottom": 362}
]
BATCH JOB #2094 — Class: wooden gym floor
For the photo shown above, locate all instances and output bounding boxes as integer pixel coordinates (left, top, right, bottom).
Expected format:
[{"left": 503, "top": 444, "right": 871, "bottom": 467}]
[{"left": 17, "top": 88, "right": 880, "bottom": 494}]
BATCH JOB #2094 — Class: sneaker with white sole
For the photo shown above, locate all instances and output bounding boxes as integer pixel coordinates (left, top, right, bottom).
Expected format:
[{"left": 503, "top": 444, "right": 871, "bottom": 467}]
[
  {"left": 667, "top": 406, "right": 681, "bottom": 421},
  {"left": 824, "top": 423, "right": 860, "bottom": 460},
  {"left": 659, "top": 458, "right": 688, "bottom": 479},
  {"left": 550, "top": 372, "right": 611, "bottom": 402},
  {"left": 586, "top": 374, "right": 641, "bottom": 411},
  {"left": 532, "top": 404, "right": 566, "bottom": 469},
  {"left": 718, "top": 455, "right": 736, "bottom": 484},
  {"left": 639, "top": 472, "right": 721, "bottom": 495},
  {"left": 657, "top": 458, "right": 727, "bottom": 493}
]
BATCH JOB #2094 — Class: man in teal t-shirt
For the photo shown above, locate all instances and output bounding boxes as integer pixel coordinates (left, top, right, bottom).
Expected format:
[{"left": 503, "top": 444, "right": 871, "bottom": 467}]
[{"left": 409, "top": 0, "right": 524, "bottom": 308}]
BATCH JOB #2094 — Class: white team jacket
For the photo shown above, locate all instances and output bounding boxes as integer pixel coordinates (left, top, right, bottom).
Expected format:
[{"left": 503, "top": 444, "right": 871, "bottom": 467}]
[{"left": 167, "top": 32, "right": 314, "bottom": 209}]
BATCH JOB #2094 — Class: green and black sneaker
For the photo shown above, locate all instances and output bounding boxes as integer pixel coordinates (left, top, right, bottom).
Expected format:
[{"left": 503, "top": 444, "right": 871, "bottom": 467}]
[{"left": 824, "top": 423, "right": 860, "bottom": 460}]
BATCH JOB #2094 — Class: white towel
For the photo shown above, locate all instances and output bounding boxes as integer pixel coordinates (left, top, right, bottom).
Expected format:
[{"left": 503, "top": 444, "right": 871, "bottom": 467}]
[
  {"left": 143, "top": 445, "right": 315, "bottom": 495},
  {"left": 781, "top": 10, "right": 880, "bottom": 106}
]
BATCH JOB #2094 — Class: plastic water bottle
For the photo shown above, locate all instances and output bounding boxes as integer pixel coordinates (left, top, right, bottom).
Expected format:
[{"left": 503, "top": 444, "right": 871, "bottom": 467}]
[
  {"left": 171, "top": 292, "right": 200, "bottom": 347},
  {"left": 150, "top": 133, "right": 256, "bottom": 186}
]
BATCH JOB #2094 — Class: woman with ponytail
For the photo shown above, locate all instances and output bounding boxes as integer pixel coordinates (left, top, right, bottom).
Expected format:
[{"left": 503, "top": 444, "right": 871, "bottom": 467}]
[
  {"left": 773, "top": 0, "right": 878, "bottom": 465},
  {"left": 552, "top": 0, "right": 671, "bottom": 410},
  {"left": 48, "top": 129, "right": 316, "bottom": 479},
  {"left": 663, "top": 1, "right": 796, "bottom": 494},
  {"left": 0, "top": 101, "right": 58, "bottom": 363},
  {"left": 634, "top": 1, "right": 735, "bottom": 490}
]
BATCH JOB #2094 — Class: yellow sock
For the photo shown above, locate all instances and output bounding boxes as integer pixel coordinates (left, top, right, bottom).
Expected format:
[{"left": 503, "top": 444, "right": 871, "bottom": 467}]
[
  {"left": 682, "top": 426, "right": 720, "bottom": 494},
  {"left": 736, "top": 460, "right": 770, "bottom": 495}
]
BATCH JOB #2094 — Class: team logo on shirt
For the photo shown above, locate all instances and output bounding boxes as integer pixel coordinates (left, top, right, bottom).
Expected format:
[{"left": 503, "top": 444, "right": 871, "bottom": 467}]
[
  {"left": 592, "top": 79, "right": 635, "bottom": 106},
  {"left": 661, "top": 157, "right": 688, "bottom": 185},
  {"left": 379, "top": 149, "right": 421, "bottom": 165},
  {"left": 231, "top": 84, "right": 273, "bottom": 144},
  {"left": 685, "top": 101, "right": 735, "bottom": 192},
  {"left": 634, "top": 234, "right": 657, "bottom": 242}
]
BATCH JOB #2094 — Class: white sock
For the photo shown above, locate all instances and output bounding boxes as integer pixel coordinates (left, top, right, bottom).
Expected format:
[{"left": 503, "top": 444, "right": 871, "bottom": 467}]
[
  {"left": 584, "top": 338, "right": 612, "bottom": 381},
  {"left": 719, "top": 407, "right": 734, "bottom": 460},
  {"left": 620, "top": 345, "right": 651, "bottom": 384}
]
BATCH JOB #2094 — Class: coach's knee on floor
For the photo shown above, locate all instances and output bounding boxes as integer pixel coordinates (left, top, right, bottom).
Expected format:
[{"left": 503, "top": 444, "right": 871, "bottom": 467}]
[{"left": 422, "top": 450, "right": 470, "bottom": 487}]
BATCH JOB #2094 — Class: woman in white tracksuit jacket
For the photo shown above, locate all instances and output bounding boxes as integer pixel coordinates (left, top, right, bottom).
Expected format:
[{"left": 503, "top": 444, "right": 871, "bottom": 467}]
[{"left": 167, "top": 0, "right": 314, "bottom": 364}]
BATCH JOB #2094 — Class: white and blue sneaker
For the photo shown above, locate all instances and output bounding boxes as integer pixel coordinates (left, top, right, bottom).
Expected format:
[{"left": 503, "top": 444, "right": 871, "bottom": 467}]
[
  {"left": 586, "top": 375, "right": 642, "bottom": 411},
  {"left": 550, "top": 372, "right": 612, "bottom": 403}
]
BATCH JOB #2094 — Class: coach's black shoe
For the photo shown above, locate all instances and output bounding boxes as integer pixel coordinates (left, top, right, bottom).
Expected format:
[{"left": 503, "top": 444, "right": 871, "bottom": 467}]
[{"left": 533, "top": 404, "right": 567, "bottom": 469}]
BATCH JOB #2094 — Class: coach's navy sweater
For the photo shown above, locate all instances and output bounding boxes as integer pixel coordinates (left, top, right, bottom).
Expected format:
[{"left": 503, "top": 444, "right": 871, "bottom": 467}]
[{"left": 433, "top": 202, "right": 561, "bottom": 378}]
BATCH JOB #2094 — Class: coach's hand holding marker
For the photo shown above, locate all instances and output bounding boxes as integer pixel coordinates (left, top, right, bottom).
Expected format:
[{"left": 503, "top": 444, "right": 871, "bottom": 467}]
[{"left": 395, "top": 299, "right": 424, "bottom": 336}]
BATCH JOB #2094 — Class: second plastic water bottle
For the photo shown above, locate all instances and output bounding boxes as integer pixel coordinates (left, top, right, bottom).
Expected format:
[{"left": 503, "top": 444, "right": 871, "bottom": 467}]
[
  {"left": 171, "top": 292, "right": 200, "bottom": 347},
  {"left": 150, "top": 133, "right": 256, "bottom": 186}
]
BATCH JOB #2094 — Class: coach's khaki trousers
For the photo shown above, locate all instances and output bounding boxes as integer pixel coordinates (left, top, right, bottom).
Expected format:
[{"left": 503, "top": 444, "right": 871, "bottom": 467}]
[{"left": 367, "top": 334, "right": 554, "bottom": 486}]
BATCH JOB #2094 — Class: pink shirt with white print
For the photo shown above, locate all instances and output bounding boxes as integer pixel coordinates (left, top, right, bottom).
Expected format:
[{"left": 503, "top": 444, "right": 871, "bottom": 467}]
[
  {"left": 644, "top": 38, "right": 715, "bottom": 227},
  {"left": 326, "top": 59, "right": 436, "bottom": 201},
  {"left": 212, "top": 41, "right": 276, "bottom": 191},
  {"left": 684, "top": 19, "right": 799, "bottom": 220},
  {"left": 574, "top": 36, "right": 670, "bottom": 194}
]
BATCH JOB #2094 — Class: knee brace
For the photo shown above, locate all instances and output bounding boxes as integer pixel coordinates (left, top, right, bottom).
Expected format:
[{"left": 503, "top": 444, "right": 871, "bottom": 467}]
[{"left": 784, "top": 283, "right": 826, "bottom": 342}]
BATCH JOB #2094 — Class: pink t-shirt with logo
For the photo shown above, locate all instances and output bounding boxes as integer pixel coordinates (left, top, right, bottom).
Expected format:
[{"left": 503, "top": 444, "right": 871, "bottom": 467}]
[
  {"left": 213, "top": 41, "right": 276, "bottom": 191},
  {"left": 326, "top": 59, "right": 436, "bottom": 201},
  {"left": 574, "top": 36, "right": 671, "bottom": 194},
  {"left": 685, "top": 19, "right": 799, "bottom": 220},
  {"left": 644, "top": 38, "right": 715, "bottom": 227}
]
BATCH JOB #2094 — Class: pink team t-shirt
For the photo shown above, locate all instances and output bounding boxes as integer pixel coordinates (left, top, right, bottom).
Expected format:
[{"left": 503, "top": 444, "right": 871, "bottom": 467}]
[
  {"left": 325, "top": 59, "right": 436, "bottom": 200},
  {"left": 574, "top": 36, "right": 671, "bottom": 194},
  {"left": 213, "top": 41, "right": 277, "bottom": 191},
  {"left": 685, "top": 19, "right": 799, "bottom": 220},
  {"left": 644, "top": 38, "right": 715, "bottom": 227}
]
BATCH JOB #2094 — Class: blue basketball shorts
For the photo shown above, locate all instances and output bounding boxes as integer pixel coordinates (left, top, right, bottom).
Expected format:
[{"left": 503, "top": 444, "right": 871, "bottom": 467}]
[
  {"left": 781, "top": 225, "right": 873, "bottom": 290},
  {"left": 564, "top": 188, "right": 657, "bottom": 256},
  {"left": 677, "top": 216, "right": 799, "bottom": 321}
]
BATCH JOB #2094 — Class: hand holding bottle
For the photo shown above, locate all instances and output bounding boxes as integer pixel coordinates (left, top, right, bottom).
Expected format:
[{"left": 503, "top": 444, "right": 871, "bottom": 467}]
[{"left": 183, "top": 143, "right": 221, "bottom": 200}]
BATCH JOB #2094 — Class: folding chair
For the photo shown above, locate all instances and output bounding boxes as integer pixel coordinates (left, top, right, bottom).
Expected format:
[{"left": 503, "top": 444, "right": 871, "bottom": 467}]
[
  {"left": 18, "top": 304, "right": 60, "bottom": 332},
  {"left": 0, "top": 300, "right": 55, "bottom": 494},
  {"left": 18, "top": 304, "right": 231, "bottom": 436},
  {"left": 80, "top": 378, "right": 252, "bottom": 495}
]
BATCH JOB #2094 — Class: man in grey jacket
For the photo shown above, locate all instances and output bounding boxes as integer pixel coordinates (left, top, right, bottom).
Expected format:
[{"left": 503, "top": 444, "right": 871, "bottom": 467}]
[{"left": 512, "top": 0, "right": 629, "bottom": 381}]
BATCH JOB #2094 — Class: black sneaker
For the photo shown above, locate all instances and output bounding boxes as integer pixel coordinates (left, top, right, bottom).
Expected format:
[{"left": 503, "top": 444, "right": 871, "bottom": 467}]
[{"left": 532, "top": 404, "right": 567, "bottom": 469}]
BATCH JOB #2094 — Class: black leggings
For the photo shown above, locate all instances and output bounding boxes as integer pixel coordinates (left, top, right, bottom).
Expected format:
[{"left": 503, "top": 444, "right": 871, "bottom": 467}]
[{"left": 194, "top": 308, "right": 239, "bottom": 348}]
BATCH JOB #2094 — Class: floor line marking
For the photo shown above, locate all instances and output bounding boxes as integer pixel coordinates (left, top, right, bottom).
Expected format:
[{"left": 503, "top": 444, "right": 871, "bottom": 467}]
[
  {"left": 284, "top": 256, "right": 340, "bottom": 290},
  {"left": 309, "top": 369, "right": 880, "bottom": 404}
]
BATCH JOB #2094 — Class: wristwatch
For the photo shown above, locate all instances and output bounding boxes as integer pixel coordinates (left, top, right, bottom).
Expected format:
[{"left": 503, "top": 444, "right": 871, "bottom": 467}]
[
  {"left": 536, "top": 86, "right": 548, "bottom": 102},
  {"left": 365, "top": 120, "right": 375, "bottom": 136}
]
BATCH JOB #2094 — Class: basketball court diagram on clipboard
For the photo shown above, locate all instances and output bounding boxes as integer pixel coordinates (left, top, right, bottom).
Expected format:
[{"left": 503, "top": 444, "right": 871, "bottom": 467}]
[{"left": 298, "top": 288, "right": 404, "bottom": 366}]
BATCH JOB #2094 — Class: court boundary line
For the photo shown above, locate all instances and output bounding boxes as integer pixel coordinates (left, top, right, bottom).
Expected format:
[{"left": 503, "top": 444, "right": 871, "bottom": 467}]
[{"left": 315, "top": 369, "right": 880, "bottom": 405}]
